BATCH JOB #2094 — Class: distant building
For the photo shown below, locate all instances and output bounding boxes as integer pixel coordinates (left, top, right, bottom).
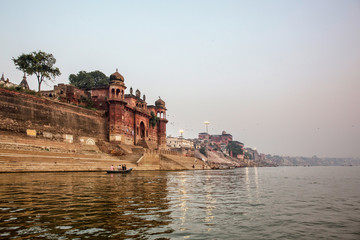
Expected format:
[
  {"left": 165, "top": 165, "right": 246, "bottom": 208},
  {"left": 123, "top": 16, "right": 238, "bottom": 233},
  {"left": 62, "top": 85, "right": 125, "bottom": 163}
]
[
  {"left": 210, "top": 131, "right": 233, "bottom": 146},
  {"left": 0, "top": 73, "right": 30, "bottom": 90},
  {"left": 198, "top": 132, "right": 210, "bottom": 140},
  {"left": 198, "top": 130, "right": 233, "bottom": 146},
  {"left": 167, "top": 137, "right": 194, "bottom": 149},
  {"left": 196, "top": 130, "right": 244, "bottom": 158},
  {"left": 40, "top": 84, "right": 88, "bottom": 104},
  {"left": 0, "top": 73, "right": 17, "bottom": 88},
  {"left": 19, "top": 73, "right": 29, "bottom": 90}
]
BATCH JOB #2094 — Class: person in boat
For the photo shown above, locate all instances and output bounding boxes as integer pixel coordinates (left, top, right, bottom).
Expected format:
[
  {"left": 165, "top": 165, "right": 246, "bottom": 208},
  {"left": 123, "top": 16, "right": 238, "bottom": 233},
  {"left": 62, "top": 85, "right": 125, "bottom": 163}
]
[
  {"left": 117, "top": 165, "right": 121, "bottom": 171},
  {"left": 123, "top": 164, "right": 127, "bottom": 170},
  {"left": 110, "top": 165, "right": 114, "bottom": 171}
]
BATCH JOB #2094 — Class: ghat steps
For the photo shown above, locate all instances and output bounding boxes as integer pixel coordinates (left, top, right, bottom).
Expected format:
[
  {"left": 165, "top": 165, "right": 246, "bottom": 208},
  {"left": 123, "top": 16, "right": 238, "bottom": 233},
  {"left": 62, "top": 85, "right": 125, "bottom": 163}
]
[
  {"left": 0, "top": 132, "right": 141, "bottom": 172},
  {"left": 0, "top": 132, "right": 209, "bottom": 172}
]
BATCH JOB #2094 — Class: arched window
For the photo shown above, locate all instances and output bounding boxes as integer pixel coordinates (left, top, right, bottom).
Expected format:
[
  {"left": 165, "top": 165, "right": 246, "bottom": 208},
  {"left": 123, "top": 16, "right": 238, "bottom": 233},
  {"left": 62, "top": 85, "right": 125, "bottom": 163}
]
[
  {"left": 111, "top": 88, "right": 115, "bottom": 95},
  {"left": 116, "top": 89, "right": 120, "bottom": 96}
]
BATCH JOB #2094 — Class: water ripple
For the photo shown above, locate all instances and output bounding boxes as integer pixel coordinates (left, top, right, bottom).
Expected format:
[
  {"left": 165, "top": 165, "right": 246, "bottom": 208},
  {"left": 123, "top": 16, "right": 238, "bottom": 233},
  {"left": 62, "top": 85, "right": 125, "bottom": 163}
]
[{"left": 0, "top": 167, "right": 359, "bottom": 239}]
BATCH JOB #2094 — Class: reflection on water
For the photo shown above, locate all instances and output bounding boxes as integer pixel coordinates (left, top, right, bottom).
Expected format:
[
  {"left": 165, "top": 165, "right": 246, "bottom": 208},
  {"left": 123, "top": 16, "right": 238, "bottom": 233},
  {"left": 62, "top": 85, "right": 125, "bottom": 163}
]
[
  {"left": 0, "top": 167, "right": 360, "bottom": 239},
  {"left": 0, "top": 172, "right": 173, "bottom": 239}
]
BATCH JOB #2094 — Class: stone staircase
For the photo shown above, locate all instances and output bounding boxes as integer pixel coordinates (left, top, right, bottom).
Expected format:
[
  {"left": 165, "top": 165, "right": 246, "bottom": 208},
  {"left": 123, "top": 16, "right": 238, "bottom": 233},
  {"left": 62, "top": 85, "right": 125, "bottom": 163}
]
[
  {"left": 136, "top": 139, "right": 158, "bottom": 150},
  {"left": 160, "top": 154, "right": 208, "bottom": 170},
  {"left": 0, "top": 132, "right": 210, "bottom": 172},
  {"left": 0, "top": 132, "right": 139, "bottom": 172}
]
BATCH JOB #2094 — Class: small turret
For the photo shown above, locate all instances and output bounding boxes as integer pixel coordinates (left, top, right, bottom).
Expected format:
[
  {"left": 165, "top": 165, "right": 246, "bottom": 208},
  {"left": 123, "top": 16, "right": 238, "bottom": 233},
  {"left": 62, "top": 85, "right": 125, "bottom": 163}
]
[
  {"left": 155, "top": 96, "right": 165, "bottom": 108},
  {"left": 19, "top": 73, "right": 30, "bottom": 90},
  {"left": 109, "top": 68, "right": 125, "bottom": 85}
]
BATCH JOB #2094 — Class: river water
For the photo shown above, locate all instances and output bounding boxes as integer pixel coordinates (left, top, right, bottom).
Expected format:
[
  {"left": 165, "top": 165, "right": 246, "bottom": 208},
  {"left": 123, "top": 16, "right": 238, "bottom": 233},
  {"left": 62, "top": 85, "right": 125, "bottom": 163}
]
[{"left": 0, "top": 166, "right": 359, "bottom": 239}]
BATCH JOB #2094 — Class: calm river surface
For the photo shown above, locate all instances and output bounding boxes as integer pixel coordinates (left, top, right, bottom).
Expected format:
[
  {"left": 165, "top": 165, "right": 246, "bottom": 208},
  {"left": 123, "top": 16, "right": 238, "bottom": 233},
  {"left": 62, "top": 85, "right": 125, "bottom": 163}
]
[{"left": 0, "top": 166, "right": 359, "bottom": 239}]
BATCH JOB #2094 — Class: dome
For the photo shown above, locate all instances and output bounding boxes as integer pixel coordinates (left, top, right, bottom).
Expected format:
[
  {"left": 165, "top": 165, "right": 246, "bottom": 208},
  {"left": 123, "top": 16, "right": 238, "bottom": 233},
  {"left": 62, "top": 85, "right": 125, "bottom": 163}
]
[
  {"left": 110, "top": 69, "right": 124, "bottom": 82},
  {"left": 155, "top": 97, "right": 165, "bottom": 107}
]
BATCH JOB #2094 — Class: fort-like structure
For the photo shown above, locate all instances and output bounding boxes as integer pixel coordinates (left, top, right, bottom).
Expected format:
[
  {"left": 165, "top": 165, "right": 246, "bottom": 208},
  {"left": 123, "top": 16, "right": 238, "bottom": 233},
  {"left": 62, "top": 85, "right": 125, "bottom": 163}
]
[
  {"left": 0, "top": 70, "right": 209, "bottom": 172},
  {"left": 40, "top": 70, "right": 168, "bottom": 149}
]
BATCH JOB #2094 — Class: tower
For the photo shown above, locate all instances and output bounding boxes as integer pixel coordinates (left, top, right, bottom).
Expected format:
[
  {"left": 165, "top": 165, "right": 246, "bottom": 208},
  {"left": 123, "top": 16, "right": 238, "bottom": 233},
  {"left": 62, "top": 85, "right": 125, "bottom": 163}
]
[
  {"left": 155, "top": 97, "right": 168, "bottom": 148},
  {"left": 19, "top": 73, "right": 30, "bottom": 90},
  {"left": 108, "top": 69, "right": 127, "bottom": 142}
]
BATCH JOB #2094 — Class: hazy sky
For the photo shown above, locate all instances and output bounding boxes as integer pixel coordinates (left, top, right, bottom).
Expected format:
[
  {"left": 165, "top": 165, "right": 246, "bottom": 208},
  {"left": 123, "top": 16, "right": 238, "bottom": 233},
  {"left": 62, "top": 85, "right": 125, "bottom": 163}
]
[{"left": 1, "top": 0, "right": 359, "bottom": 158}]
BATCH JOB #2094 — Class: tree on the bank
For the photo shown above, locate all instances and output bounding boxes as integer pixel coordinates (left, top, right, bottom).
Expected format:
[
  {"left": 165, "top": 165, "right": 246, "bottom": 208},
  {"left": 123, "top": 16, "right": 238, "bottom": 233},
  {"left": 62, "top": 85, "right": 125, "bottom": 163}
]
[
  {"left": 244, "top": 152, "right": 253, "bottom": 160},
  {"left": 12, "top": 51, "right": 61, "bottom": 92},
  {"left": 227, "top": 141, "right": 244, "bottom": 157},
  {"left": 69, "top": 70, "right": 109, "bottom": 89},
  {"left": 199, "top": 146, "right": 207, "bottom": 157}
]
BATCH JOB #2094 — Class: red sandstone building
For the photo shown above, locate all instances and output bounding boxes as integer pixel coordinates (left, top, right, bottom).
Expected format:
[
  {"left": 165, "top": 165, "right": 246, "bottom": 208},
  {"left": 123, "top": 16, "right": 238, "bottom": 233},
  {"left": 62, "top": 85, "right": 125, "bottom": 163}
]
[
  {"left": 198, "top": 131, "right": 233, "bottom": 145},
  {"left": 41, "top": 70, "right": 168, "bottom": 149}
]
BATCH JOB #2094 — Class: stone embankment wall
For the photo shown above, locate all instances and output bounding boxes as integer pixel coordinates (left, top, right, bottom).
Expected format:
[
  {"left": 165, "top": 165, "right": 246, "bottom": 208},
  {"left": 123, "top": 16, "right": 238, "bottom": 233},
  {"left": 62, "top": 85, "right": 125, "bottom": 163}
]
[
  {"left": 136, "top": 152, "right": 161, "bottom": 170},
  {"left": 136, "top": 150, "right": 208, "bottom": 170},
  {"left": 0, "top": 88, "right": 108, "bottom": 141},
  {"left": 161, "top": 154, "right": 207, "bottom": 170}
]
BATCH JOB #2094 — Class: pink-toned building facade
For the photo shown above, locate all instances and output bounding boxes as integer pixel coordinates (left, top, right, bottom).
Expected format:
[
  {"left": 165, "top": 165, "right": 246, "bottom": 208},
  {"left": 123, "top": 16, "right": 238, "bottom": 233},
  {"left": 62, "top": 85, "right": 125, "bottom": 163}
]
[
  {"left": 41, "top": 70, "right": 168, "bottom": 149},
  {"left": 198, "top": 131, "right": 233, "bottom": 146}
]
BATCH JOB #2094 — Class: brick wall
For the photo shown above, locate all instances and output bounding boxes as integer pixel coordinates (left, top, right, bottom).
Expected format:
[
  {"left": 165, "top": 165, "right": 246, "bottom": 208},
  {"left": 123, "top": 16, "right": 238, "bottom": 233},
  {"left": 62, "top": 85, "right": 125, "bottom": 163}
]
[{"left": 0, "top": 88, "right": 108, "bottom": 141}]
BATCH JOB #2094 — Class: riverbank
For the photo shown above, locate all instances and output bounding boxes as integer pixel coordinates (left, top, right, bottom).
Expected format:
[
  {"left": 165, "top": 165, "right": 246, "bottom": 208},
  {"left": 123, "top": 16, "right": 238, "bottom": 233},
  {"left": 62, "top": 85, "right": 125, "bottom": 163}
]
[{"left": 0, "top": 131, "right": 210, "bottom": 172}]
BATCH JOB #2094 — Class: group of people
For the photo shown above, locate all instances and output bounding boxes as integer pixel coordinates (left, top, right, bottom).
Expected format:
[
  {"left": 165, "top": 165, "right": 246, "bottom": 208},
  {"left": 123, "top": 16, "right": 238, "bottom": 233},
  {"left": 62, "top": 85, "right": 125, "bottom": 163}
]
[{"left": 110, "top": 164, "right": 127, "bottom": 171}]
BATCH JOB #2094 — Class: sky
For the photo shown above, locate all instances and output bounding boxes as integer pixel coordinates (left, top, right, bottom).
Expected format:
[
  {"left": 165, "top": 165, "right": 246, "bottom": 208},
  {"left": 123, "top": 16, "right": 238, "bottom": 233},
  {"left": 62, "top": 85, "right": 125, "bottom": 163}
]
[{"left": 1, "top": 0, "right": 359, "bottom": 158}]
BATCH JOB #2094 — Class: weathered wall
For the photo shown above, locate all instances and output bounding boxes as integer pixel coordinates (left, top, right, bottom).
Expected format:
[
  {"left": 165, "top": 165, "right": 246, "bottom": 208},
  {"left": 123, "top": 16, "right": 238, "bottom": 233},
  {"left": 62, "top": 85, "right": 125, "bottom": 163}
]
[
  {"left": 148, "top": 125, "right": 159, "bottom": 147},
  {"left": 123, "top": 107, "right": 135, "bottom": 144},
  {"left": 0, "top": 88, "right": 108, "bottom": 141},
  {"left": 90, "top": 88, "right": 109, "bottom": 111},
  {"left": 161, "top": 154, "right": 206, "bottom": 170},
  {"left": 136, "top": 152, "right": 161, "bottom": 170}
]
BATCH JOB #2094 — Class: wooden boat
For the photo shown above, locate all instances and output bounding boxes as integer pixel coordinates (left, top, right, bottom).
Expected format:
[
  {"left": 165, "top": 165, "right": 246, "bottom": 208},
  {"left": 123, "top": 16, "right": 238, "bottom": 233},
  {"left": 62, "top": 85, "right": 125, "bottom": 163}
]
[{"left": 106, "top": 168, "right": 133, "bottom": 174}]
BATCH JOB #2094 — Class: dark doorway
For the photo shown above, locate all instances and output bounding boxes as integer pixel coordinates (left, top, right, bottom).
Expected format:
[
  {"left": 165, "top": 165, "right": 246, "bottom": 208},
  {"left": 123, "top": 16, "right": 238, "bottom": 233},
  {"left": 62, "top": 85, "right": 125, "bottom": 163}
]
[{"left": 140, "top": 121, "right": 145, "bottom": 139}]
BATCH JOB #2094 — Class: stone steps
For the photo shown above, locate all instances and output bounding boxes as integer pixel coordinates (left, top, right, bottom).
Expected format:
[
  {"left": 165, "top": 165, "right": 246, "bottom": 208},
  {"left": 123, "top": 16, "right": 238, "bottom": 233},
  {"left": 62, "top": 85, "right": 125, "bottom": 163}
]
[
  {"left": 161, "top": 154, "right": 209, "bottom": 170},
  {"left": 0, "top": 135, "right": 139, "bottom": 172},
  {"left": 0, "top": 154, "right": 138, "bottom": 172}
]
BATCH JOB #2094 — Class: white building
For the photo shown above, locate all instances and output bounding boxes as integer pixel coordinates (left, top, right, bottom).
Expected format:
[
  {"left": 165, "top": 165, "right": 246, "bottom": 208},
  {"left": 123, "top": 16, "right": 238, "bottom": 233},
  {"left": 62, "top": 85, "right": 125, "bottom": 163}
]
[{"left": 167, "top": 137, "right": 194, "bottom": 149}]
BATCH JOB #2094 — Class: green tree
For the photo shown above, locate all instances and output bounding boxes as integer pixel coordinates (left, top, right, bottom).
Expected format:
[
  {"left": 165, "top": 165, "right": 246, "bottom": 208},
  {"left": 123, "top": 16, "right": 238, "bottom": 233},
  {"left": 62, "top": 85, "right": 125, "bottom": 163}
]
[
  {"left": 149, "top": 111, "right": 160, "bottom": 127},
  {"left": 245, "top": 152, "right": 253, "bottom": 160},
  {"left": 69, "top": 70, "right": 108, "bottom": 89},
  {"left": 12, "top": 51, "right": 61, "bottom": 92},
  {"left": 227, "top": 141, "right": 244, "bottom": 157},
  {"left": 199, "top": 146, "right": 207, "bottom": 156}
]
